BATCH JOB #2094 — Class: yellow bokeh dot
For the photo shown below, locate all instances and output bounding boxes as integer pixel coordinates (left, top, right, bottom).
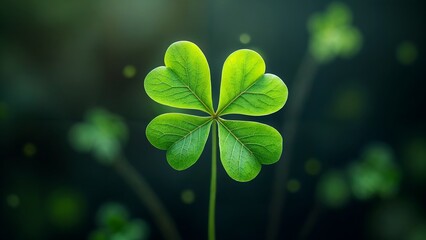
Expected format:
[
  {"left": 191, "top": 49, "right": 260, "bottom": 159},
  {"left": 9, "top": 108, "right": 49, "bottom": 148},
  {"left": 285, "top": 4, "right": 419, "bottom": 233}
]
[
  {"left": 123, "top": 65, "right": 137, "bottom": 79},
  {"left": 305, "top": 158, "right": 322, "bottom": 175},
  {"left": 7, "top": 194, "right": 20, "bottom": 208},
  {"left": 23, "top": 143, "right": 37, "bottom": 157},
  {"left": 181, "top": 189, "right": 195, "bottom": 204},
  {"left": 239, "top": 33, "right": 251, "bottom": 45},
  {"left": 287, "top": 179, "right": 301, "bottom": 193}
]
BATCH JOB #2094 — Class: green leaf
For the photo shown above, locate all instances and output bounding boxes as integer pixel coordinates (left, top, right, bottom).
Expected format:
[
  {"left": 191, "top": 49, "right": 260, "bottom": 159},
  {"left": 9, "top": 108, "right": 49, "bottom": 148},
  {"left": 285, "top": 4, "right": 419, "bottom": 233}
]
[
  {"left": 307, "top": 2, "right": 362, "bottom": 63},
  {"left": 146, "top": 113, "right": 213, "bottom": 170},
  {"left": 217, "top": 119, "right": 283, "bottom": 182},
  {"left": 216, "top": 49, "right": 288, "bottom": 116},
  {"left": 68, "top": 108, "right": 128, "bottom": 164},
  {"left": 144, "top": 41, "right": 214, "bottom": 114}
]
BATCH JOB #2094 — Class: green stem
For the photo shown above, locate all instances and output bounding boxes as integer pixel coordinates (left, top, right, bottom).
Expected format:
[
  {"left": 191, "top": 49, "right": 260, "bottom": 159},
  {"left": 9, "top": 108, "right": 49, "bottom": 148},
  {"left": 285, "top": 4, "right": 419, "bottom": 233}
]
[
  {"left": 266, "top": 51, "right": 319, "bottom": 240},
  {"left": 209, "top": 120, "right": 217, "bottom": 240},
  {"left": 114, "top": 158, "right": 181, "bottom": 240}
]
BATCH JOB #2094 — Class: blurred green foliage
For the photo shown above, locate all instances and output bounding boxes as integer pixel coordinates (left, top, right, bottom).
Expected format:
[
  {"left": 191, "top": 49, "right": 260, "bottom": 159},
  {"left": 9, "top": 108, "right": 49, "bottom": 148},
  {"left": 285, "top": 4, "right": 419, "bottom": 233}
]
[
  {"left": 69, "top": 108, "right": 128, "bottom": 164},
  {"left": 308, "top": 2, "right": 362, "bottom": 63},
  {"left": 317, "top": 170, "right": 350, "bottom": 208},
  {"left": 89, "top": 202, "right": 149, "bottom": 240},
  {"left": 317, "top": 143, "right": 401, "bottom": 208},
  {"left": 349, "top": 143, "right": 400, "bottom": 200}
]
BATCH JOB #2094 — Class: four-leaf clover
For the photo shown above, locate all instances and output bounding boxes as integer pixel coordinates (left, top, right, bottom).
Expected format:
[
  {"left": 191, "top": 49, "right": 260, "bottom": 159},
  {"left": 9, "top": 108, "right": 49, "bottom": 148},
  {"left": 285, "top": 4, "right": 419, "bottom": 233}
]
[
  {"left": 308, "top": 2, "right": 362, "bottom": 63},
  {"left": 144, "top": 41, "right": 288, "bottom": 182}
]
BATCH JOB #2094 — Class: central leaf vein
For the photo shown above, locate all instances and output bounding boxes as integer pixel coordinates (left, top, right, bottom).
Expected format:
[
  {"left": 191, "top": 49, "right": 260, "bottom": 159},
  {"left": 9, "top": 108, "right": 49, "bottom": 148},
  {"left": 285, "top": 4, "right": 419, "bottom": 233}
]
[
  {"left": 217, "top": 75, "right": 264, "bottom": 116},
  {"left": 217, "top": 119, "right": 256, "bottom": 158},
  {"left": 168, "top": 68, "right": 213, "bottom": 115},
  {"left": 169, "top": 118, "right": 213, "bottom": 150}
]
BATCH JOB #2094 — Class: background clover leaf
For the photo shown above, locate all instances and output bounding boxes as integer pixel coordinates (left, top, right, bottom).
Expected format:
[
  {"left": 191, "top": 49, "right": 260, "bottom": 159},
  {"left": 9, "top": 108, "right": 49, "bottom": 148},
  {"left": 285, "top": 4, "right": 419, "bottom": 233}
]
[
  {"left": 348, "top": 143, "right": 400, "bottom": 200},
  {"left": 69, "top": 108, "right": 128, "bottom": 164},
  {"left": 308, "top": 2, "right": 362, "bottom": 63},
  {"left": 89, "top": 202, "right": 149, "bottom": 240},
  {"left": 144, "top": 41, "right": 214, "bottom": 114},
  {"left": 217, "top": 49, "right": 288, "bottom": 116},
  {"left": 146, "top": 113, "right": 213, "bottom": 170}
]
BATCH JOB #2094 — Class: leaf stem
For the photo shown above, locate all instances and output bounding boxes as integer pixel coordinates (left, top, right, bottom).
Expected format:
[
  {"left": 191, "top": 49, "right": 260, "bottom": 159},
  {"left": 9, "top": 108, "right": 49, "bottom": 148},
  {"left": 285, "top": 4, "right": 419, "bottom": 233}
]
[
  {"left": 209, "top": 120, "right": 217, "bottom": 240},
  {"left": 114, "top": 157, "right": 182, "bottom": 240}
]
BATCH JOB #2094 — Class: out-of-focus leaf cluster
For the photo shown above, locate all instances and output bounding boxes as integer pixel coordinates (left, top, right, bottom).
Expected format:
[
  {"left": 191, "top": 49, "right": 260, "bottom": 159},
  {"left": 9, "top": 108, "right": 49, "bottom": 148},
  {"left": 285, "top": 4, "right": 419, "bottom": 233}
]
[
  {"left": 89, "top": 202, "right": 149, "bottom": 240},
  {"left": 69, "top": 108, "right": 128, "bottom": 164},
  {"left": 308, "top": 2, "right": 362, "bottom": 63},
  {"left": 317, "top": 143, "right": 401, "bottom": 208},
  {"left": 349, "top": 143, "right": 400, "bottom": 200}
]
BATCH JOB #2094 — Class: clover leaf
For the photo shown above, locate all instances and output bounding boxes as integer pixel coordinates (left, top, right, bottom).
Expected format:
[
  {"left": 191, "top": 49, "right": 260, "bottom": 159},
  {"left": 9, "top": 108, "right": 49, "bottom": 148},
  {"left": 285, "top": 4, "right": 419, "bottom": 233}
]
[
  {"left": 145, "top": 41, "right": 287, "bottom": 182},
  {"left": 348, "top": 143, "right": 401, "bottom": 200},
  {"left": 308, "top": 2, "right": 362, "bottom": 63},
  {"left": 144, "top": 41, "right": 214, "bottom": 114},
  {"left": 89, "top": 202, "right": 149, "bottom": 240},
  {"left": 69, "top": 108, "right": 128, "bottom": 164}
]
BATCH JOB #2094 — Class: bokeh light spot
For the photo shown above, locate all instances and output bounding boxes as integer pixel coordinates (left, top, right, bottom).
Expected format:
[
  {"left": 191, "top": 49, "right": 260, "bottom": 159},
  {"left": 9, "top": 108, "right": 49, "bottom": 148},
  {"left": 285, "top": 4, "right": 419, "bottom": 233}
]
[
  {"left": 305, "top": 158, "right": 322, "bottom": 175},
  {"left": 331, "top": 86, "right": 367, "bottom": 121},
  {"left": 47, "top": 189, "right": 86, "bottom": 230},
  {"left": 396, "top": 41, "right": 418, "bottom": 65},
  {"left": 239, "top": 33, "right": 251, "bottom": 45},
  {"left": 123, "top": 65, "right": 137, "bottom": 79},
  {"left": 23, "top": 143, "right": 37, "bottom": 157},
  {"left": 287, "top": 179, "right": 301, "bottom": 193},
  {"left": 181, "top": 189, "right": 195, "bottom": 204},
  {"left": 317, "top": 170, "right": 350, "bottom": 208},
  {"left": 6, "top": 194, "right": 20, "bottom": 208}
]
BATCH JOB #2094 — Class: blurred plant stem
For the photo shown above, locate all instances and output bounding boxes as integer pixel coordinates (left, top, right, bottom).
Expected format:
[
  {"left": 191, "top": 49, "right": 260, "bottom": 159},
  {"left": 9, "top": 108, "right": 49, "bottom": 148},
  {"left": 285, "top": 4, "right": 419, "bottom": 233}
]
[
  {"left": 266, "top": 51, "right": 319, "bottom": 240},
  {"left": 299, "top": 201, "right": 323, "bottom": 240},
  {"left": 114, "top": 157, "right": 182, "bottom": 240},
  {"left": 209, "top": 121, "right": 217, "bottom": 240}
]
